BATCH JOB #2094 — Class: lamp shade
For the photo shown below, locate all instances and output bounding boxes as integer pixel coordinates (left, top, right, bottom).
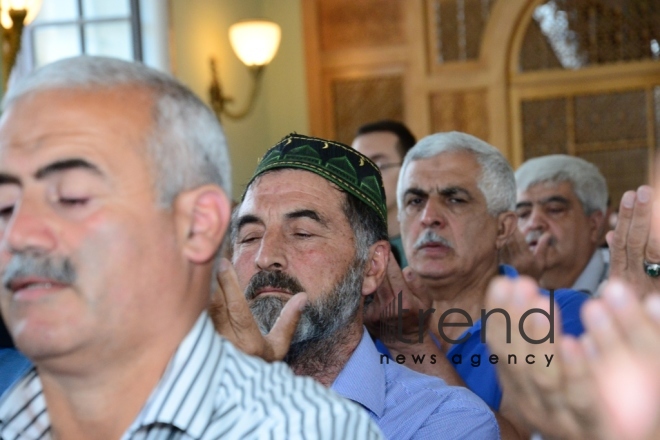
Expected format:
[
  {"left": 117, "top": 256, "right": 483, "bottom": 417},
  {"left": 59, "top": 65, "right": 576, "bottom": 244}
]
[
  {"left": 1, "top": 0, "right": 42, "bottom": 28},
  {"left": 229, "top": 20, "right": 281, "bottom": 67}
]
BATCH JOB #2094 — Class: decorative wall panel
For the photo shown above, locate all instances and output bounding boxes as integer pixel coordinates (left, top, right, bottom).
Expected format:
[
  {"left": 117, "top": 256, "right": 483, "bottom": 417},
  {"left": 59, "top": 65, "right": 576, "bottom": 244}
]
[
  {"left": 521, "top": 97, "right": 568, "bottom": 159},
  {"left": 574, "top": 90, "right": 646, "bottom": 145},
  {"left": 332, "top": 76, "right": 404, "bottom": 145},
  {"left": 430, "top": 89, "right": 488, "bottom": 140},
  {"left": 428, "top": 0, "right": 497, "bottom": 64},
  {"left": 579, "top": 148, "right": 648, "bottom": 209},
  {"left": 318, "top": 0, "right": 406, "bottom": 52}
]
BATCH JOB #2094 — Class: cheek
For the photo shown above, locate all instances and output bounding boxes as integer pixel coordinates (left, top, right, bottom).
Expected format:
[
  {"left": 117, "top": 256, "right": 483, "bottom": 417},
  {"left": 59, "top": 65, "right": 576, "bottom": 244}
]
[
  {"left": 549, "top": 221, "right": 573, "bottom": 242},
  {"left": 232, "top": 250, "right": 257, "bottom": 289},
  {"left": 517, "top": 218, "right": 531, "bottom": 231},
  {"left": 74, "top": 211, "right": 171, "bottom": 311}
]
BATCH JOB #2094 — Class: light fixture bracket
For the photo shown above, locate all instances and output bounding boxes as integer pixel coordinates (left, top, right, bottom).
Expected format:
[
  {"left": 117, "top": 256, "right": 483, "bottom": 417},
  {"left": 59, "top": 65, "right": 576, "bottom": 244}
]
[
  {"left": 2, "top": 8, "right": 27, "bottom": 91},
  {"left": 208, "top": 57, "right": 265, "bottom": 121}
]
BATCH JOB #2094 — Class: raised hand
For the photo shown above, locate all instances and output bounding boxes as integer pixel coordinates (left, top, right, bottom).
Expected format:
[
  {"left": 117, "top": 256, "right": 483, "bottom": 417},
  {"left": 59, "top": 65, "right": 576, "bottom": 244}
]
[
  {"left": 209, "top": 258, "right": 307, "bottom": 362},
  {"left": 364, "top": 251, "right": 430, "bottom": 346},
  {"left": 577, "top": 280, "right": 660, "bottom": 440},
  {"left": 500, "top": 228, "right": 552, "bottom": 281},
  {"left": 607, "top": 186, "right": 660, "bottom": 298}
]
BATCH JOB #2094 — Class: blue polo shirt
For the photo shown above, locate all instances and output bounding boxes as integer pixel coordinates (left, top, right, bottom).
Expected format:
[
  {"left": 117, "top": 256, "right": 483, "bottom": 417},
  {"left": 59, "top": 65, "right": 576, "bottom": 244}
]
[
  {"left": 376, "top": 265, "right": 588, "bottom": 411},
  {"left": 0, "top": 349, "right": 31, "bottom": 398},
  {"left": 333, "top": 328, "right": 500, "bottom": 439}
]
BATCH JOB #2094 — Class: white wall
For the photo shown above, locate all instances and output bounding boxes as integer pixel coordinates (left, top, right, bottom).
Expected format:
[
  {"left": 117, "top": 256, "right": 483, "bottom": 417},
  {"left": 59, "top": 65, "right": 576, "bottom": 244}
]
[{"left": 170, "top": 0, "right": 309, "bottom": 200}]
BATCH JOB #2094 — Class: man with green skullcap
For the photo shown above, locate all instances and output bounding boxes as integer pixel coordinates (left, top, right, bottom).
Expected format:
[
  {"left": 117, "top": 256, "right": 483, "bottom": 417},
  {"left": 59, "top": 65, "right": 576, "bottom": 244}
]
[{"left": 212, "top": 133, "right": 500, "bottom": 439}]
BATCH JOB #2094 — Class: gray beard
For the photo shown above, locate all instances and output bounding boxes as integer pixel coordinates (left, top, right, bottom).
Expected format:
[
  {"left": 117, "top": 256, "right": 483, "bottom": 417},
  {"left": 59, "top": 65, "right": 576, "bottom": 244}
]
[{"left": 248, "top": 259, "right": 364, "bottom": 371}]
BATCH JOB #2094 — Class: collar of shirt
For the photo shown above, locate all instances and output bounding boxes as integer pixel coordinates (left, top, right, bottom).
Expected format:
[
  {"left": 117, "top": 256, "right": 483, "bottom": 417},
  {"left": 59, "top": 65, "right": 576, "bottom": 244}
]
[
  {"left": 124, "top": 311, "right": 222, "bottom": 438},
  {"left": 571, "top": 249, "right": 608, "bottom": 295},
  {"left": 0, "top": 312, "right": 222, "bottom": 440},
  {"left": 331, "top": 328, "right": 385, "bottom": 418}
]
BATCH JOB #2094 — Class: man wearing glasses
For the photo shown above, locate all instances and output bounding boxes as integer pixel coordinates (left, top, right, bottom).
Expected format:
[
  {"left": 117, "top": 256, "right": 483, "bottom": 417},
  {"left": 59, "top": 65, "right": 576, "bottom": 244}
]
[{"left": 352, "top": 120, "right": 416, "bottom": 267}]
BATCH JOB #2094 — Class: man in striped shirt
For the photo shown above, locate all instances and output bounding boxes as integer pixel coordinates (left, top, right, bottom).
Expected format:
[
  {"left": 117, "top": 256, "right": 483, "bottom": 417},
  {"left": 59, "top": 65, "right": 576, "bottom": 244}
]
[
  {"left": 216, "top": 134, "right": 500, "bottom": 439},
  {"left": 0, "top": 56, "right": 382, "bottom": 439}
]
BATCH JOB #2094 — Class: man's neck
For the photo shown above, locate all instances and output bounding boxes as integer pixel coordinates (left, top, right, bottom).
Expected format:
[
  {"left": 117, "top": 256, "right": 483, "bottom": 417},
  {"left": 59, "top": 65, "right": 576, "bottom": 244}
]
[
  {"left": 287, "top": 321, "right": 362, "bottom": 387},
  {"left": 419, "top": 262, "right": 499, "bottom": 352},
  {"left": 40, "top": 308, "right": 204, "bottom": 440}
]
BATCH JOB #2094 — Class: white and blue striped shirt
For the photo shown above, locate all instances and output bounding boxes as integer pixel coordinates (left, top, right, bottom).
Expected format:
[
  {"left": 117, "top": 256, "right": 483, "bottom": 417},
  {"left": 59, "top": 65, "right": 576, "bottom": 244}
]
[{"left": 0, "top": 312, "right": 384, "bottom": 439}]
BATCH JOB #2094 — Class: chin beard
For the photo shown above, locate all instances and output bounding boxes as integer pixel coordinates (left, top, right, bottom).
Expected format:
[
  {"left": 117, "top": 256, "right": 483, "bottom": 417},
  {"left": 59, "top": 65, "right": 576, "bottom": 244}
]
[{"left": 247, "top": 259, "right": 364, "bottom": 371}]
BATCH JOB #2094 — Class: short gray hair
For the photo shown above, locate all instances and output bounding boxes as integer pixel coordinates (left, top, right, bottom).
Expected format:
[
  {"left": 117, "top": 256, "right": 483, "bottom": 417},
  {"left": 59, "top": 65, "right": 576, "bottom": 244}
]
[
  {"left": 397, "top": 131, "right": 516, "bottom": 215},
  {"left": 2, "top": 56, "right": 231, "bottom": 203},
  {"left": 515, "top": 155, "right": 608, "bottom": 215}
]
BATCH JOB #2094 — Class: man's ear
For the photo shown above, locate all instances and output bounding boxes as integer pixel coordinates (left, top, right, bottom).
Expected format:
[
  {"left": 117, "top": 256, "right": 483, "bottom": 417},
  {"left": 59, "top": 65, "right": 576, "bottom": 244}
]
[
  {"left": 588, "top": 210, "right": 605, "bottom": 243},
  {"left": 174, "top": 185, "right": 231, "bottom": 264},
  {"left": 495, "top": 211, "right": 518, "bottom": 250},
  {"left": 361, "top": 240, "right": 390, "bottom": 296}
]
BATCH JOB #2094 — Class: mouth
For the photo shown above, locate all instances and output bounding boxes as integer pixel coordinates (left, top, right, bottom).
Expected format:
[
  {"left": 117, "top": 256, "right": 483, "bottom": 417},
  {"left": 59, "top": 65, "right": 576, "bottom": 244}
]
[
  {"left": 254, "top": 287, "right": 294, "bottom": 298},
  {"left": 8, "top": 277, "right": 68, "bottom": 300},
  {"left": 419, "top": 242, "right": 450, "bottom": 251}
]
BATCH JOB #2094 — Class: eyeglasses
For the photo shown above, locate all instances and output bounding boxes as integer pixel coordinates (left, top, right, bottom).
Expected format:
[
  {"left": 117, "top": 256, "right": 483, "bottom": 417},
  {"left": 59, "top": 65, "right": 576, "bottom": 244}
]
[{"left": 376, "top": 162, "right": 402, "bottom": 172}]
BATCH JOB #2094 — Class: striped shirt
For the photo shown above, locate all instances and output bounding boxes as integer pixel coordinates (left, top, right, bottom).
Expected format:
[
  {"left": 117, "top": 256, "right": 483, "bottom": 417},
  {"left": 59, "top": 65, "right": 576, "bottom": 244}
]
[{"left": 0, "top": 312, "right": 384, "bottom": 440}]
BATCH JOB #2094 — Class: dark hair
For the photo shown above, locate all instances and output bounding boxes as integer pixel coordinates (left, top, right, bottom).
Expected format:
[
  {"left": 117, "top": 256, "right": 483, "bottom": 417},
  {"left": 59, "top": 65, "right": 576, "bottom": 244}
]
[
  {"left": 342, "top": 192, "right": 388, "bottom": 266},
  {"left": 356, "top": 120, "right": 417, "bottom": 159}
]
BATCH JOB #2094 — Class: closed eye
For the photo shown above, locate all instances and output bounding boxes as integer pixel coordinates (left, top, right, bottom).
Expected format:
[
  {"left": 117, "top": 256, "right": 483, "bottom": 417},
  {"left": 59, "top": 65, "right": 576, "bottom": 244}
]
[
  {"left": 0, "top": 205, "right": 14, "bottom": 218},
  {"left": 59, "top": 197, "right": 89, "bottom": 206},
  {"left": 239, "top": 235, "right": 261, "bottom": 244}
]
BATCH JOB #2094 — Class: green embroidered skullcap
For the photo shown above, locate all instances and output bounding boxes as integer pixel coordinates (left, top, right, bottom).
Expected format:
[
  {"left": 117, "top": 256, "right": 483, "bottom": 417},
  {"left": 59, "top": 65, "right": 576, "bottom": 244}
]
[{"left": 243, "top": 133, "right": 387, "bottom": 223}]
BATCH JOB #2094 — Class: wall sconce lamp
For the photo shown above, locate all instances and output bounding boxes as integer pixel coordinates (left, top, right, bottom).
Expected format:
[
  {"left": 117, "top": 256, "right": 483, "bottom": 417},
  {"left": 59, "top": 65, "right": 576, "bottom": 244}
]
[
  {"left": 1, "top": 0, "right": 42, "bottom": 91},
  {"left": 209, "top": 19, "right": 281, "bottom": 120}
]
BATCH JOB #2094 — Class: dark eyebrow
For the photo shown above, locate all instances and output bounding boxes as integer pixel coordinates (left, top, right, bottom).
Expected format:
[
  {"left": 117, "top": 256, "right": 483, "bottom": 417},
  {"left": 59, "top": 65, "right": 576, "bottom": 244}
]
[
  {"left": 403, "top": 188, "right": 428, "bottom": 199},
  {"left": 235, "top": 214, "right": 262, "bottom": 232},
  {"left": 286, "top": 209, "right": 329, "bottom": 228},
  {"left": 439, "top": 186, "right": 472, "bottom": 199},
  {"left": 540, "top": 196, "right": 570, "bottom": 206},
  {"left": 515, "top": 196, "right": 570, "bottom": 210},
  {"left": 0, "top": 174, "right": 20, "bottom": 186},
  {"left": 35, "top": 159, "right": 103, "bottom": 180}
]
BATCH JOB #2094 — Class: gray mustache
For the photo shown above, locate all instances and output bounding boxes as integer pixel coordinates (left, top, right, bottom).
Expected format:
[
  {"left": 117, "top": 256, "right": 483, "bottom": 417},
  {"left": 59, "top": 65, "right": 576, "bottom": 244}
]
[
  {"left": 413, "top": 230, "right": 453, "bottom": 250},
  {"left": 2, "top": 253, "right": 77, "bottom": 290}
]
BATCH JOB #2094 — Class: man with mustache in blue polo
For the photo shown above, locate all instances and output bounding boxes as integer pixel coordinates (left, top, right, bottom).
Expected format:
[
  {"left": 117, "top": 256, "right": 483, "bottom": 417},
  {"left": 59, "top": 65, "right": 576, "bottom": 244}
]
[{"left": 370, "top": 132, "right": 589, "bottom": 439}]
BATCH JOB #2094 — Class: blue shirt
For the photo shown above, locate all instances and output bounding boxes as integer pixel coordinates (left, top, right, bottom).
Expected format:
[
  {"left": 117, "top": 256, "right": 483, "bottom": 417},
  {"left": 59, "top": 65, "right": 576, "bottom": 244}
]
[
  {"left": 0, "top": 349, "right": 31, "bottom": 398},
  {"left": 333, "top": 328, "right": 500, "bottom": 439},
  {"left": 445, "top": 265, "right": 587, "bottom": 410},
  {"left": 376, "top": 265, "right": 588, "bottom": 412}
]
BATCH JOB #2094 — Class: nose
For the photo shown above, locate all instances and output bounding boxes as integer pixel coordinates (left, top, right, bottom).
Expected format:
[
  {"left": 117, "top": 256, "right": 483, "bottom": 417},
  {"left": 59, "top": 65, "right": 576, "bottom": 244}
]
[
  {"left": 254, "top": 230, "right": 287, "bottom": 272},
  {"left": 1, "top": 196, "right": 57, "bottom": 256},
  {"left": 420, "top": 198, "right": 446, "bottom": 229},
  {"left": 523, "top": 206, "right": 548, "bottom": 233}
]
